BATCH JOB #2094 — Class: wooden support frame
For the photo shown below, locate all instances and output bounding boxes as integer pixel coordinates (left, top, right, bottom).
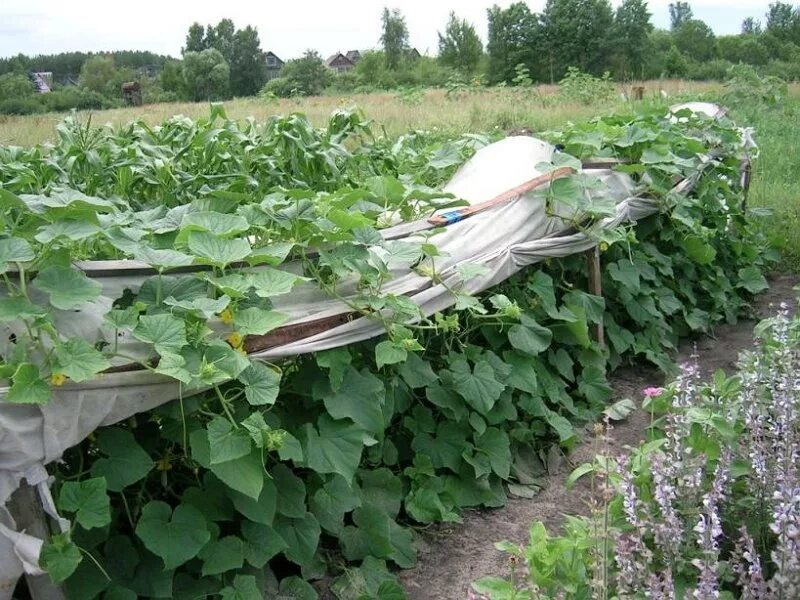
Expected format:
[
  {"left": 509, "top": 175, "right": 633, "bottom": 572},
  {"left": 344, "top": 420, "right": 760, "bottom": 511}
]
[
  {"left": 6, "top": 480, "right": 66, "bottom": 600},
  {"left": 585, "top": 246, "right": 605, "bottom": 348}
]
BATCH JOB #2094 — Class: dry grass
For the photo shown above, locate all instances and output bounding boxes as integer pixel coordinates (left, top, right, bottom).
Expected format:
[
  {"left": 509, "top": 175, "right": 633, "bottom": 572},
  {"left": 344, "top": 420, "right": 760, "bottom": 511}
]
[{"left": 0, "top": 79, "right": 723, "bottom": 147}]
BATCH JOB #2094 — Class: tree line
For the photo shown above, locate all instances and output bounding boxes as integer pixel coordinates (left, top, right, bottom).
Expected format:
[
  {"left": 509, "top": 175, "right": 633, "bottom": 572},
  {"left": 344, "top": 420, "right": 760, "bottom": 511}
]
[{"left": 0, "top": 1, "right": 799, "bottom": 115}]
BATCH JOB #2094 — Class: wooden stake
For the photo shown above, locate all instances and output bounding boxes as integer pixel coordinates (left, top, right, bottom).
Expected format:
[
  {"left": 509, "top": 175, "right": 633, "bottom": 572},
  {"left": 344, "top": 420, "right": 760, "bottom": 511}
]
[
  {"left": 586, "top": 246, "right": 605, "bottom": 348},
  {"left": 6, "top": 480, "right": 66, "bottom": 600}
]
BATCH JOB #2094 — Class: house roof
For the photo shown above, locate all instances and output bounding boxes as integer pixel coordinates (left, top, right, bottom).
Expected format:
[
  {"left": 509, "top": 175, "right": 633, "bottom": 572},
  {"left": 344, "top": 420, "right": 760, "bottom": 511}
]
[
  {"left": 326, "top": 52, "right": 355, "bottom": 67},
  {"left": 265, "top": 51, "right": 284, "bottom": 63},
  {"left": 345, "top": 50, "right": 361, "bottom": 61}
]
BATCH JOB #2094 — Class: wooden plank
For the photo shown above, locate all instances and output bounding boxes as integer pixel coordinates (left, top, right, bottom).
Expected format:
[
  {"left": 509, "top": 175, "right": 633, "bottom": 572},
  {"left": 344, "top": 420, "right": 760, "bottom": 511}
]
[
  {"left": 586, "top": 246, "right": 605, "bottom": 348},
  {"left": 6, "top": 481, "right": 67, "bottom": 600}
]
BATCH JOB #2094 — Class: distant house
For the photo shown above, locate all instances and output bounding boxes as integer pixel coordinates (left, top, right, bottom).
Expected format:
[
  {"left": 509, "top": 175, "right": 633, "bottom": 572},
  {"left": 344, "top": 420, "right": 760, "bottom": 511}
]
[
  {"left": 265, "top": 51, "right": 284, "bottom": 81},
  {"left": 326, "top": 52, "right": 356, "bottom": 74},
  {"left": 30, "top": 72, "right": 52, "bottom": 93},
  {"left": 345, "top": 50, "right": 361, "bottom": 64},
  {"left": 407, "top": 48, "right": 421, "bottom": 61}
]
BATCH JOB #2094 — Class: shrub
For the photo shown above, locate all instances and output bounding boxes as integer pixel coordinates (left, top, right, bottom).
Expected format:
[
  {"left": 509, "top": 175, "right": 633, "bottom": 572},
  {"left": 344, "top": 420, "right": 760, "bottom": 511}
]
[{"left": 558, "top": 67, "right": 615, "bottom": 105}]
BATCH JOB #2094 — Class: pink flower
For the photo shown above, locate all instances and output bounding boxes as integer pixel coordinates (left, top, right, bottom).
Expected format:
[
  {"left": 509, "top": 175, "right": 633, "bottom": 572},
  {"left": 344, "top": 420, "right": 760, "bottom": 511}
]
[{"left": 643, "top": 387, "right": 665, "bottom": 398}]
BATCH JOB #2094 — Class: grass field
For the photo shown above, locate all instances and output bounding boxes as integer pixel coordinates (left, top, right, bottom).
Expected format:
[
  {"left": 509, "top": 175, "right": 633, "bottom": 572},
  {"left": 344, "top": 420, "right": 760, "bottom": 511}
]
[{"left": 1, "top": 78, "right": 798, "bottom": 267}]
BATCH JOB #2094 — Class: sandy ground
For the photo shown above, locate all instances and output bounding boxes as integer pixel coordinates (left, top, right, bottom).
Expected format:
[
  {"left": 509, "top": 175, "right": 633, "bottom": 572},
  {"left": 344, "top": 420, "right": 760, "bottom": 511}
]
[{"left": 396, "top": 274, "right": 799, "bottom": 600}]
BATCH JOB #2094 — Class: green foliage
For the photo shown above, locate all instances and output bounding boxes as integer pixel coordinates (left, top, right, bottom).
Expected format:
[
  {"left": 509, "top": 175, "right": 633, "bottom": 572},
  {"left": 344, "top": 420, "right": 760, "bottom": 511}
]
[
  {"left": 438, "top": 12, "right": 484, "bottom": 76},
  {"left": 723, "top": 63, "right": 788, "bottom": 116},
  {"left": 543, "top": 0, "right": 615, "bottom": 78},
  {"left": 182, "top": 48, "right": 230, "bottom": 101},
  {"left": 262, "top": 50, "right": 331, "bottom": 97},
  {"left": 381, "top": 8, "right": 410, "bottom": 70},
  {"left": 558, "top": 68, "right": 615, "bottom": 105},
  {"left": 0, "top": 106, "right": 773, "bottom": 596}
]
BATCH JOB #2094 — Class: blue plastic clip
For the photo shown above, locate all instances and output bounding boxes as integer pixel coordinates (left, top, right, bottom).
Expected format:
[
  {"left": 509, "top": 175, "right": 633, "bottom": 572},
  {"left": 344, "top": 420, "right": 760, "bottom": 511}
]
[{"left": 439, "top": 210, "right": 464, "bottom": 225}]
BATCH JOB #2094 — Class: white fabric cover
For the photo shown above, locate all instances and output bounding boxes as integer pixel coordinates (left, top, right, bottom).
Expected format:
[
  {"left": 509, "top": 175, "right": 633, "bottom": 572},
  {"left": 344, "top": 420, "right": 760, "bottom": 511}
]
[{"left": 0, "top": 103, "right": 729, "bottom": 594}]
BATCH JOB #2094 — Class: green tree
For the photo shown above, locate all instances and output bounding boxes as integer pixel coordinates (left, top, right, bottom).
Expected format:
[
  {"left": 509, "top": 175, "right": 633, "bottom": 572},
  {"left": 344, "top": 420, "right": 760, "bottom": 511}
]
[
  {"left": 741, "top": 17, "right": 763, "bottom": 35},
  {"left": 159, "top": 59, "right": 185, "bottom": 98},
  {"left": 614, "top": 0, "right": 653, "bottom": 77},
  {"left": 184, "top": 23, "right": 207, "bottom": 54},
  {"left": 669, "top": 1, "right": 693, "bottom": 29},
  {"left": 542, "top": 0, "right": 615, "bottom": 79},
  {"left": 79, "top": 56, "right": 117, "bottom": 94},
  {"left": 766, "top": 2, "right": 800, "bottom": 42},
  {"left": 265, "top": 50, "right": 330, "bottom": 97},
  {"left": 486, "top": 2, "right": 542, "bottom": 84},
  {"left": 381, "top": 8, "right": 410, "bottom": 70},
  {"left": 182, "top": 49, "right": 230, "bottom": 101},
  {"left": 664, "top": 44, "right": 688, "bottom": 76},
  {"left": 206, "top": 19, "right": 237, "bottom": 63},
  {"left": 673, "top": 19, "right": 717, "bottom": 62},
  {"left": 437, "top": 12, "right": 483, "bottom": 75},
  {"left": 718, "top": 35, "right": 770, "bottom": 65},
  {"left": 0, "top": 73, "right": 35, "bottom": 99},
  {"left": 229, "top": 26, "right": 266, "bottom": 97}
]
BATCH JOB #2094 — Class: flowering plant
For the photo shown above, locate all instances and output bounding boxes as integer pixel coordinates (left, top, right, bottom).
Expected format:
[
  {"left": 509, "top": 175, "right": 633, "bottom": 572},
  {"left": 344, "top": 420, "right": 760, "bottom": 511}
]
[{"left": 471, "top": 303, "right": 800, "bottom": 599}]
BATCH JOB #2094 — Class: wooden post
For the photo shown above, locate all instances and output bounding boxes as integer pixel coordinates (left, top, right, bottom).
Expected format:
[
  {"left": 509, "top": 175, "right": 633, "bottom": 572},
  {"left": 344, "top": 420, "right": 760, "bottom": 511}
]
[
  {"left": 586, "top": 246, "right": 605, "bottom": 348},
  {"left": 6, "top": 480, "right": 67, "bottom": 600}
]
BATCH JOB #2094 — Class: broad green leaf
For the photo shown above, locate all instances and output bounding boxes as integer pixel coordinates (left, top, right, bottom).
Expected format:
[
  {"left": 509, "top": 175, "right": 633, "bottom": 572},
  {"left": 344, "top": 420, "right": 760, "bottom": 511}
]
[
  {"left": 682, "top": 235, "right": 716, "bottom": 265},
  {"left": 359, "top": 468, "right": 403, "bottom": 518},
  {"left": 233, "top": 307, "right": 288, "bottom": 336},
  {"left": 375, "top": 340, "right": 407, "bottom": 369},
  {"left": 40, "top": 532, "right": 82, "bottom": 583},
  {"left": 0, "top": 297, "right": 47, "bottom": 322},
  {"left": 340, "top": 504, "right": 416, "bottom": 568},
  {"left": 35, "top": 220, "right": 100, "bottom": 244},
  {"left": 91, "top": 428, "right": 154, "bottom": 491},
  {"left": 7, "top": 363, "right": 51, "bottom": 405},
  {"left": 230, "top": 475, "right": 277, "bottom": 525},
  {"left": 250, "top": 267, "right": 304, "bottom": 298},
  {"left": 738, "top": 266, "right": 768, "bottom": 294},
  {"left": 247, "top": 242, "right": 294, "bottom": 266},
  {"left": 33, "top": 265, "right": 102, "bottom": 310},
  {"left": 604, "top": 398, "right": 637, "bottom": 421},
  {"left": 190, "top": 429, "right": 264, "bottom": 500},
  {"left": 181, "top": 211, "right": 249, "bottom": 237},
  {"left": 322, "top": 367, "right": 385, "bottom": 434},
  {"left": 278, "top": 576, "right": 318, "bottom": 600},
  {"left": 220, "top": 575, "right": 261, "bottom": 600},
  {"left": 238, "top": 362, "right": 281, "bottom": 406},
  {"left": 274, "top": 512, "right": 321, "bottom": 566},
  {"left": 103, "top": 307, "right": 139, "bottom": 330},
  {"left": 566, "top": 463, "right": 596, "bottom": 489},
  {"left": 53, "top": 339, "right": 110, "bottom": 382},
  {"left": 134, "top": 247, "right": 195, "bottom": 270},
  {"left": 207, "top": 417, "right": 253, "bottom": 464},
  {"left": 133, "top": 314, "right": 187, "bottom": 355},
  {"left": 472, "top": 577, "right": 517, "bottom": 598},
  {"left": 301, "top": 415, "right": 375, "bottom": 481},
  {"left": 608, "top": 260, "right": 640, "bottom": 291},
  {"left": 57, "top": 477, "right": 110, "bottom": 529},
  {"left": 309, "top": 474, "right": 361, "bottom": 535},
  {"left": 450, "top": 359, "right": 505, "bottom": 415},
  {"left": 199, "top": 536, "right": 244, "bottom": 576},
  {"left": 241, "top": 522, "right": 286, "bottom": 567},
  {"left": 163, "top": 295, "right": 230, "bottom": 319},
  {"left": 508, "top": 320, "right": 552, "bottom": 356},
  {"left": 474, "top": 427, "right": 511, "bottom": 479},
  {"left": 188, "top": 231, "right": 251, "bottom": 267},
  {"left": 135, "top": 501, "right": 210, "bottom": 570},
  {"left": 397, "top": 352, "right": 438, "bottom": 388},
  {"left": 0, "top": 237, "right": 34, "bottom": 269},
  {"left": 578, "top": 366, "right": 612, "bottom": 405},
  {"left": 272, "top": 463, "right": 308, "bottom": 518}
]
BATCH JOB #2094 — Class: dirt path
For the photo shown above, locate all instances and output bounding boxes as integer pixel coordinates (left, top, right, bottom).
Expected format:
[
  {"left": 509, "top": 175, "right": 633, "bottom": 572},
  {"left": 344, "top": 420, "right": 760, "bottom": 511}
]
[{"left": 398, "top": 275, "right": 799, "bottom": 600}]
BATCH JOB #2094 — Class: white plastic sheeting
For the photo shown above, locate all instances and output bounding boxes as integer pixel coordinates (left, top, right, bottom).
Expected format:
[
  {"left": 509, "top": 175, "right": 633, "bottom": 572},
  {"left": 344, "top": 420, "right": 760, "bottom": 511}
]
[{"left": 0, "top": 103, "right": 729, "bottom": 595}]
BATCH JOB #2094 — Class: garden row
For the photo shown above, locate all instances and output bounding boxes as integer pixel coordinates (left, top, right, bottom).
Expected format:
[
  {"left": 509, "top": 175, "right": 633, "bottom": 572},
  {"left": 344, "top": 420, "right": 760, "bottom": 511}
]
[{"left": 0, "top": 104, "right": 773, "bottom": 598}]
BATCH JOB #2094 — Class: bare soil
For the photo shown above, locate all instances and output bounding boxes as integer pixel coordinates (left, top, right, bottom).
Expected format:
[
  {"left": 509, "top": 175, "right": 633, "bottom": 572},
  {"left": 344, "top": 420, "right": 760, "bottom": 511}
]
[{"left": 398, "top": 275, "right": 799, "bottom": 600}]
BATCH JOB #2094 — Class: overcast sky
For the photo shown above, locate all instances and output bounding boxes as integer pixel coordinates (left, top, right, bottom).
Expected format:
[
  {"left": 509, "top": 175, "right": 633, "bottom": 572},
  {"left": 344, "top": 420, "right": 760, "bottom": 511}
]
[{"left": 0, "top": 0, "right": 773, "bottom": 61}]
